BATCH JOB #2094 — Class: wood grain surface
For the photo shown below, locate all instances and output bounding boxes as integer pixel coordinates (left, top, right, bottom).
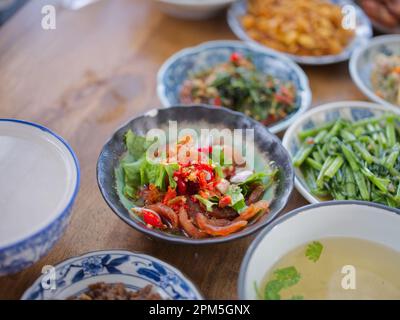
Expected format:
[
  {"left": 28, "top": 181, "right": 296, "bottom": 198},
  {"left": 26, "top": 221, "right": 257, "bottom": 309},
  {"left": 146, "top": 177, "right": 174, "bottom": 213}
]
[{"left": 0, "top": 0, "right": 366, "bottom": 300}]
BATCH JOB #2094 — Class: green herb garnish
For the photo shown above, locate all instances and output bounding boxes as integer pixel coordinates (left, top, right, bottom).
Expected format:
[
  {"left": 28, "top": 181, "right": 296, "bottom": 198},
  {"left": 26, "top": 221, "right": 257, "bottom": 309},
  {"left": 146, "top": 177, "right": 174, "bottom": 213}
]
[
  {"left": 305, "top": 241, "right": 323, "bottom": 262},
  {"left": 263, "top": 266, "right": 301, "bottom": 300}
]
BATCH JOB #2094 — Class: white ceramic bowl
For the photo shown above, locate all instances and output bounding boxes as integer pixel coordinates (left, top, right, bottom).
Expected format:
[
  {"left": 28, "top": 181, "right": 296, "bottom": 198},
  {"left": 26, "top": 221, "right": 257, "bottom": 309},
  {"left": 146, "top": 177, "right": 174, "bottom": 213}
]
[
  {"left": 238, "top": 201, "right": 400, "bottom": 299},
  {"left": 154, "top": 0, "right": 237, "bottom": 20},
  {"left": 350, "top": 35, "right": 400, "bottom": 109},
  {"left": 282, "top": 101, "right": 400, "bottom": 204},
  {"left": 0, "top": 119, "right": 80, "bottom": 275}
]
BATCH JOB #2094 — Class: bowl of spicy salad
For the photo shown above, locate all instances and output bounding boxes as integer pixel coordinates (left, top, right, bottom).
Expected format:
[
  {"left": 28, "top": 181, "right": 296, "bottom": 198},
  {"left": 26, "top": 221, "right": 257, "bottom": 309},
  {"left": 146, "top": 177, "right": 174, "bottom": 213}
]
[
  {"left": 157, "top": 41, "right": 311, "bottom": 134},
  {"left": 97, "top": 105, "right": 294, "bottom": 244}
]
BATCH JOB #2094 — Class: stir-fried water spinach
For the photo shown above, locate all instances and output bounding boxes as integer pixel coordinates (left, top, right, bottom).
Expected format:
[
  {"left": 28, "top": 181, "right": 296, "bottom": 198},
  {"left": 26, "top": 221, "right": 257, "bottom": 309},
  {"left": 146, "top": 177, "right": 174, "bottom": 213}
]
[{"left": 293, "top": 113, "right": 400, "bottom": 207}]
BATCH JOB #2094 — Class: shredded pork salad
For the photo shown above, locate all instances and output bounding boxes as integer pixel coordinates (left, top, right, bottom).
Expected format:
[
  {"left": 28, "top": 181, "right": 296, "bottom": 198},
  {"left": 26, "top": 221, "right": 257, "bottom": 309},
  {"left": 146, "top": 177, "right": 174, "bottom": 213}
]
[
  {"left": 180, "top": 52, "right": 296, "bottom": 126},
  {"left": 117, "top": 130, "right": 278, "bottom": 238},
  {"left": 371, "top": 53, "right": 400, "bottom": 106}
]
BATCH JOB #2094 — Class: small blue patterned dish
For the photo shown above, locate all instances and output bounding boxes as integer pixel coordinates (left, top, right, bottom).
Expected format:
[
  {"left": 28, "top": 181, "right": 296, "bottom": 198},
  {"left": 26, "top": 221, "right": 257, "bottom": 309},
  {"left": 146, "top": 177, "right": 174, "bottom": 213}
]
[
  {"left": 227, "top": 0, "right": 372, "bottom": 65},
  {"left": 157, "top": 40, "right": 312, "bottom": 134},
  {"left": 21, "top": 250, "right": 203, "bottom": 300},
  {"left": 282, "top": 101, "right": 400, "bottom": 204},
  {"left": 350, "top": 35, "right": 400, "bottom": 109}
]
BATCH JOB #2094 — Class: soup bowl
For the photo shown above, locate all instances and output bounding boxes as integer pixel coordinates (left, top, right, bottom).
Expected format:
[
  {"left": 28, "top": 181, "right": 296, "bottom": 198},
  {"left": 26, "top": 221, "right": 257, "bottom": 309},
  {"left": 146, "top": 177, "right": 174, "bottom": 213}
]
[
  {"left": 238, "top": 201, "right": 400, "bottom": 299},
  {"left": 0, "top": 119, "right": 80, "bottom": 275}
]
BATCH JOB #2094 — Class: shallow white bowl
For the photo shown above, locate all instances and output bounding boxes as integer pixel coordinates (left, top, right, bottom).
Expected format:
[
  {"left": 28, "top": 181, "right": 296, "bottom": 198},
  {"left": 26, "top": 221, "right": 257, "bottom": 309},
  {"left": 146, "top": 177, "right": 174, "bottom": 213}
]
[
  {"left": 154, "top": 0, "right": 237, "bottom": 20},
  {"left": 282, "top": 101, "right": 400, "bottom": 204},
  {"left": 238, "top": 201, "right": 400, "bottom": 299},
  {"left": 350, "top": 35, "right": 400, "bottom": 109},
  {"left": 0, "top": 119, "right": 80, "bottom": 275}
]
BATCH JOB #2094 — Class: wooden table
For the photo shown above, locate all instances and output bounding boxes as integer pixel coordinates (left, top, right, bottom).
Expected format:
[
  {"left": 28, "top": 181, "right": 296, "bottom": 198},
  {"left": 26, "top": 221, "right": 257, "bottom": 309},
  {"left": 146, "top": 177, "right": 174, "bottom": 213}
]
[{"left": 0, "top": 0, "right": 367, "bottom": 300}]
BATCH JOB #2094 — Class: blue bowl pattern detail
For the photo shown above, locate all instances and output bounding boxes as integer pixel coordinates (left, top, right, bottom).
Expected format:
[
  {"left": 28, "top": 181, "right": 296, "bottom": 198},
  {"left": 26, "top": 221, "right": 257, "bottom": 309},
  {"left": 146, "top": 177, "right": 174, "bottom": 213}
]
[{"left": 22, "top": 250, "right": 203, "bottom": 300}]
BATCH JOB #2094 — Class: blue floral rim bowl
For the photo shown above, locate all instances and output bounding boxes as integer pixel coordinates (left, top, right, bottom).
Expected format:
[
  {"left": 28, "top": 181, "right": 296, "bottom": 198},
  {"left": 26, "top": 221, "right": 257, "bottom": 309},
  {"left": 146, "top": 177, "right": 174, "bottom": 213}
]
[
  {"left": 21, "top": 250, "right": 203, "bottom": 300},
  {"left": 350, "top": 35, "right": 400, "bottom": 110},
  {"left": 227, "top": 0, "right": 372, "bottom": 65},
  {"left": 282, "top": 101, "right": 400, "bottom": 204},
  {"left": 157, "top": 40, "right": 312, "bottom": 134},
  {"left": 0, "top": 119, "right": 80, "bottom": 276}
]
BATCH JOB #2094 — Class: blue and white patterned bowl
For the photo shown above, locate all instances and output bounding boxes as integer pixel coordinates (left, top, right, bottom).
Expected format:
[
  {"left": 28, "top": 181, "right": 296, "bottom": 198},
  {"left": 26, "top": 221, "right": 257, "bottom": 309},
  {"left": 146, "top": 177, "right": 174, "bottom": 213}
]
[
  {"left": 157, "top": 40, "right": 312, "bottom": 134},
  {"left": 350, "top": 35, "right": 400, "bottom": 109},
  {"left": 0, "top": 119, "right": 80, "bottom": 276},
  {"left": 227, "top": 0, "right": 372, "bottom": 65},
  {"left": 282, "top": 101, "right": 400, "bottom": 204},
  {"left": 21, "top": 250, "right": 203, "bottom": 300}
]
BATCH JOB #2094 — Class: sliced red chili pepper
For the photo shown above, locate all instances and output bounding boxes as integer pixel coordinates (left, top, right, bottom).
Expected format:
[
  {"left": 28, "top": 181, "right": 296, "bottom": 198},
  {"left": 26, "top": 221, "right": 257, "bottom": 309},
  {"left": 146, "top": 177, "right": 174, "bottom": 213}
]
[
  {"left": 142, "top": 209, "right": 163, "bottom": 228},
  {"left": 197, "top": 146, "right": 213, "bottom": 154},
  {"left": 198, "top": 171, "right": 208, "bottom": 189},
  {"left": 275, "top": 93, "right": 292, "bottom": 105},
  {"left": 219, "top": 195, "right": 232, "bottom": 208},
  {"left": 230, "top": 52, "right": 241, "bottom": 64},
  {"left": 163, "top": 186, "right": 177, "bottom": 205},
  {"left": 213, "top": 96, "right": 222, "bottom": 106}
]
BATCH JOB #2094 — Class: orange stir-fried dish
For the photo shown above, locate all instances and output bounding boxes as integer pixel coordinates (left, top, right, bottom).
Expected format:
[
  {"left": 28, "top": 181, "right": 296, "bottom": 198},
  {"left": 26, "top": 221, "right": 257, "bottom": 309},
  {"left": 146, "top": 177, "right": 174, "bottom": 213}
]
[
  {"left": 241, "top": 0, "right": 354, "bottom": 56},
  {"left": 117, "top": 131, "right": 278, "bottom": 238}
]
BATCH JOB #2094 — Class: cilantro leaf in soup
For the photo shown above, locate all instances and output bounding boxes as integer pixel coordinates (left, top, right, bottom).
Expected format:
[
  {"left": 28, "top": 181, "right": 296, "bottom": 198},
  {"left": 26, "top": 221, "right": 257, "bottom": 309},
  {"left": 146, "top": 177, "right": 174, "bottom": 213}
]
[
  {"left": 263, "top": 266, "right": 301, "bottom": 300},
  {"left": 305, "top": 241, "right": 324, "bottom": 262},
  {"left": 273, "top": 266, "right": 301, "bottom": 287},
  {"left": 264, "top": 279, "right": 283, "bottom": 300}
]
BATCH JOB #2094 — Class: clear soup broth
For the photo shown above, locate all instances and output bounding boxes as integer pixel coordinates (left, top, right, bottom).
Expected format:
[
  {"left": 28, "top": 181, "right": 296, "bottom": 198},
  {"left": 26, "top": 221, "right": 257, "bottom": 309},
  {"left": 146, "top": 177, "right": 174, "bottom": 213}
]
[{"left": 261, "top": 237, "right": 400, "bottom": 300}]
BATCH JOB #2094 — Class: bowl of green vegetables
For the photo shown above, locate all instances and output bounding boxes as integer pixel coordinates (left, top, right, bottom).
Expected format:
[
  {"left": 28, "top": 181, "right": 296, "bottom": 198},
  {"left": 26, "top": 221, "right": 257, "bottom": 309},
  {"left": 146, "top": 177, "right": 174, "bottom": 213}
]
[{"left": 282, "top": 101, "right": 400, "bottom": 208}]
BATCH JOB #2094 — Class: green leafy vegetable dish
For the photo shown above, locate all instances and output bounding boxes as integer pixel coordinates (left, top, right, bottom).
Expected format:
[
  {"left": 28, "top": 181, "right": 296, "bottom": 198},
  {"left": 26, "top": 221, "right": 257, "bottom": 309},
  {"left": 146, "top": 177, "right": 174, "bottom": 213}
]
[
  {"left": 115, "top": 130, "right": 279, "bottom": 239},
  {"left": 293, "top": 113, "right": 400, "bottom": 207},
  {"left": 179, "top": 52, "right": 297, "bottom": 126}
]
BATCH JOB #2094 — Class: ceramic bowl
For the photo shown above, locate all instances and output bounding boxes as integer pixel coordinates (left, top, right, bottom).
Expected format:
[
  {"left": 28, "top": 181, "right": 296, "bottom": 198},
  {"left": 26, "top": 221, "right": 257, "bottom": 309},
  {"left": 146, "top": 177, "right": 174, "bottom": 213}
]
[
  {"left": 157, "top": 40, "right": 312, "bottom": 134},
  {"left": 227, "top": 0, "right": 372, "bottom": 65},
  {"left": 282, "top": 101, "right": 400, "bottom": 204},
  {"left": 97, "top": 105, "right": 294, "bottom": 244},
  {"left": 0, "top": 119, "right": 80, "bottom": 275},
  {"left": 354, "top": 0, "right": 400, "bottom": 34},
  {"left": 238, "top": 201, "right": 400, "bottom": 299},
  {"left": 350, "top": 35, "right": 400, "bottom": 109},
  {"left": 22, "top": 250, "right": 203, "bottom": 300},
  {"left": 154, "top": 0, "right": 237, "bottom": 20}
]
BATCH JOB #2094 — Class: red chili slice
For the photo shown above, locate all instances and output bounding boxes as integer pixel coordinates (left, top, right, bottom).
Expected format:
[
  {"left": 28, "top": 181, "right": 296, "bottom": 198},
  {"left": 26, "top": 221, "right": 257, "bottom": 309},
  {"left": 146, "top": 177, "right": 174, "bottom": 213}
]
[
  {"left": 219, "top": 195, "right": 232, "bottom": 208},
  {"left": 142, "top": 209, "right": 164, "bottom": 228},
  {"left": 146, "top": 203, "right": 179, "bottom": 228},
  {"left": 230, "top": 52, "right": 242, "bottom": 64}
]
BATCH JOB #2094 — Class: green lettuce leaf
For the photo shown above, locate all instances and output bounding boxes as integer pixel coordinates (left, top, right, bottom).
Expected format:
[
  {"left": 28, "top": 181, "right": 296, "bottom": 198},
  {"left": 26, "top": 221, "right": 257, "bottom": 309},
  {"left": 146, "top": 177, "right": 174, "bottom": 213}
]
[
  {"left": 125, "top": 129, "right": 155, "bottom": 159},
  {"left": 225, "top": 184, "right": 246, "bottom": 213},
  {"left": 194, "top": 195, "right": 217, "bottom": 212}
]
